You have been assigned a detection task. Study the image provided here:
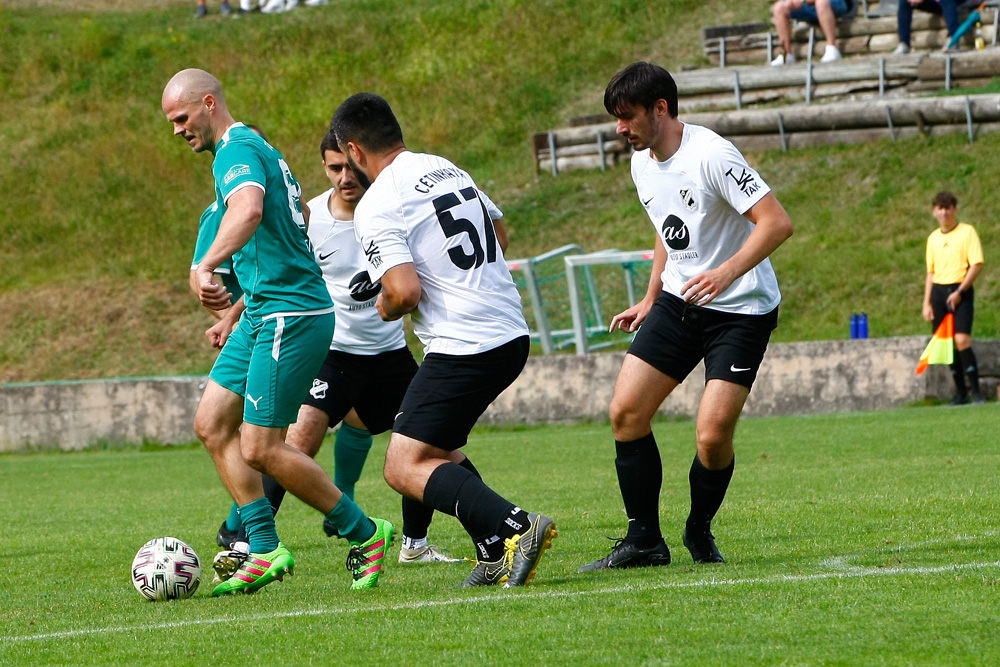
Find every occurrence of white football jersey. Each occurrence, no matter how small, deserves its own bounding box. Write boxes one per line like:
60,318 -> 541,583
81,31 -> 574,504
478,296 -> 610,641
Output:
632,123 -> 781,315
354,151 -> 528,355
306,188 -> 406,354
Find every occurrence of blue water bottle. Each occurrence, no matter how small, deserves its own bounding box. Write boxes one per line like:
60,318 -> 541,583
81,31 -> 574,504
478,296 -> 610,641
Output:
850,313 -> 859,339
858,312 -> 868,339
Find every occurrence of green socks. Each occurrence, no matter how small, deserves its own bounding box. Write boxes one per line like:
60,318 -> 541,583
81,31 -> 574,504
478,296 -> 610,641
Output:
333,423 -> 373,500
240,497 -> 280,554
225,502 -> 242,532
325,494 -> 376,544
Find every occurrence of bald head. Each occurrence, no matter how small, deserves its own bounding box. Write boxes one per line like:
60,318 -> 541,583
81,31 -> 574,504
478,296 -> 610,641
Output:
162,68 -> 234,154
162,68 -> 225,108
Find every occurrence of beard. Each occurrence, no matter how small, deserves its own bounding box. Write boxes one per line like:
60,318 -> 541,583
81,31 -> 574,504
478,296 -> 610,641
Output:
346,153 -> 372,190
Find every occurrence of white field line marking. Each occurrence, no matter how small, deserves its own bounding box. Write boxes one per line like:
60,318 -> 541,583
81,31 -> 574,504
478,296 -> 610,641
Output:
816,530 -> 1000,569
4,559 -> 999,644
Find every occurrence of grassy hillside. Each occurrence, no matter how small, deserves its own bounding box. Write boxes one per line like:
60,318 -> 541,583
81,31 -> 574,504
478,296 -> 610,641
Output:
1,0 -> 998,382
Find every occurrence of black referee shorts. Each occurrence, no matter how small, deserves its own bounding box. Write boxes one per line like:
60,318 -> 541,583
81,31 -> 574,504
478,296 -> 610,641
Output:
931,283 -> 974,335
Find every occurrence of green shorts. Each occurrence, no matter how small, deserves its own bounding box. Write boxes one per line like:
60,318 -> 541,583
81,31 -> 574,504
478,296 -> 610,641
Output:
210,312 -> 335,427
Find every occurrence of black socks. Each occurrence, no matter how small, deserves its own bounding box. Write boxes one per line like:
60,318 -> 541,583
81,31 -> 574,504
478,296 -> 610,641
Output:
686,455 -> 735,534
615,433 -> 664,549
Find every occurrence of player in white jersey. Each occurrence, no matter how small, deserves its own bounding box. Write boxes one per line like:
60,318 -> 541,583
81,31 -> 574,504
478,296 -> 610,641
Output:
216,132 -> 464,566
330,92 -> 557,588
579,62 -> 794,572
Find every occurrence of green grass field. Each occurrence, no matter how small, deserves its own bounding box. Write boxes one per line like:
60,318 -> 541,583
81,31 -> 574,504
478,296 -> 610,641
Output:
2,409 -> 998,665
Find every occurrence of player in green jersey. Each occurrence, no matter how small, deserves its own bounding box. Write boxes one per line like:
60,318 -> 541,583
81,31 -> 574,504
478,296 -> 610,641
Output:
162,69 -> 393,594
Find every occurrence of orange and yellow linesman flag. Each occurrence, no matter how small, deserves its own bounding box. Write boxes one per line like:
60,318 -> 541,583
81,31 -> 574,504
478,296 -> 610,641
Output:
915,313 -> 955,375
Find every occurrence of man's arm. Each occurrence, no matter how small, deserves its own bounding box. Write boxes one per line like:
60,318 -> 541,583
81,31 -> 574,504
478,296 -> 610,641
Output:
376,263 -> 422,321
681,192 -> 793,306
609,235 -> 667,333
206,296 -> 245,348
923,271 -> 935,322
196,187 -> 263,310
493,217 -> 510,253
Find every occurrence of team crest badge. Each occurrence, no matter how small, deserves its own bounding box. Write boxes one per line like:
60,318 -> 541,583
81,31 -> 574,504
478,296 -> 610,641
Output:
679,188 -> 697,211
310,379 -> 329,400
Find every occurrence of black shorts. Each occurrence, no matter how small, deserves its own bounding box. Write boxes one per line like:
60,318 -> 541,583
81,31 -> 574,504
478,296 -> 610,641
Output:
301,347 -> 418,435
394,336 -> 529,451
628,292 -> 778,389
931,283 -> 974,335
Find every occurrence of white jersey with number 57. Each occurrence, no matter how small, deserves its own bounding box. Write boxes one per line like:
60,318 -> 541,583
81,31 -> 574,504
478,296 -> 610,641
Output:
354,151 -> 528,356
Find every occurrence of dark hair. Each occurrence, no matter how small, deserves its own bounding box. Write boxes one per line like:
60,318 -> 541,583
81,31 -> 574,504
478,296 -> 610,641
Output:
932,191 -> 958,209
320,130 -> 341,158
329,93 -> 404,154
245,123 -> 268,142
604,61 -> 678,119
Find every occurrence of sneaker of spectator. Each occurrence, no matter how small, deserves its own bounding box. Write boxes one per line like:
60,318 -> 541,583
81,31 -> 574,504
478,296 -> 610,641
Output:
770,52 -> 797,66
892,42 -> 911,55
820,44 -> 842,62
260,0 -> 284,12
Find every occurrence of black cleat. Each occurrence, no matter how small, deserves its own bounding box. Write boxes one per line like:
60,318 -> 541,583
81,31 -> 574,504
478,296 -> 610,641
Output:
682,528 -> 724,564
949,394 -> 970,406
577,537 -> 671,572
216,521 -> 240,549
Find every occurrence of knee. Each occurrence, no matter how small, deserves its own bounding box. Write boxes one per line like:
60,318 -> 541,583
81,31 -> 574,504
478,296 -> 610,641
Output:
610,398 -> 649,441
239,437 -> 271,473
193,411 -> 234,454
382,442 -> 411,494
772,0 -> 787,20
696,424 -> 731,458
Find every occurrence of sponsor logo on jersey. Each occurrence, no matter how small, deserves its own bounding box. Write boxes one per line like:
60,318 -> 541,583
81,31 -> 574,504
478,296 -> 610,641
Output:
363,240 -> 382,269
310,379 -> 328,400
679,188 -> 697,210
223,164 -> 251,186
318,249 -> 338,261
349,271 -> 382,302
724,166 -> 761,197
661,214 -> 690,250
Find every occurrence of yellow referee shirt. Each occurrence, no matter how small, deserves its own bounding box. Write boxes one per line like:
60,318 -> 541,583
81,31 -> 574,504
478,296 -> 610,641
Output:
926,222 -> 983,285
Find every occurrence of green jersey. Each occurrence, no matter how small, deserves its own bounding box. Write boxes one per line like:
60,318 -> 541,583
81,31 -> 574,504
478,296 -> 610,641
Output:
191,201 -> 244,304
212,123 -> 333,319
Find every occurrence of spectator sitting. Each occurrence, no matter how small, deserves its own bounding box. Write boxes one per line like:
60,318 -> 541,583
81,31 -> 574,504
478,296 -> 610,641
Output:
770,0 -> 853,65
893,0 -> 961,54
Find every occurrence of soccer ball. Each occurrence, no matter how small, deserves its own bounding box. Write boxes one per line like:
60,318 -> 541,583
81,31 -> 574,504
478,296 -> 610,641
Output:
131,537 -> 202,601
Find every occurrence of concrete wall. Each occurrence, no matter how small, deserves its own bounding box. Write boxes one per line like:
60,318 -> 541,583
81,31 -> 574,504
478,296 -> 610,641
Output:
2,336 -> 996,452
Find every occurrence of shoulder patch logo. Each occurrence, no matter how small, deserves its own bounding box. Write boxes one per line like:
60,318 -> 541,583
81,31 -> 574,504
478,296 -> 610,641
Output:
724,166 -> 761,197
223,164 -> 251,186
679,188 -> 697,210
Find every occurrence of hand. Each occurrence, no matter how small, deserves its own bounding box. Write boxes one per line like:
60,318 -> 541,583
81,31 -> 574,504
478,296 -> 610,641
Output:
197,267 -> 232,311
681,267 -> 736,306
205,319 -> 227,348
205,315 -> 237,348
922,303 -> 934,323
946,290 -> 962,312
375,292 -> 399,321
609,300 -> 652,333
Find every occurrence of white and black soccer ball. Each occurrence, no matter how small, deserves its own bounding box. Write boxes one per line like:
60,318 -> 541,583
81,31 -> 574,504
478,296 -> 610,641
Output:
131,537 -> 202,601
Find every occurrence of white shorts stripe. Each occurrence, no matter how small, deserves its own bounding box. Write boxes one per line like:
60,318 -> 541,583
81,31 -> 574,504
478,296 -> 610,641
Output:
272,316 -> 285,361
